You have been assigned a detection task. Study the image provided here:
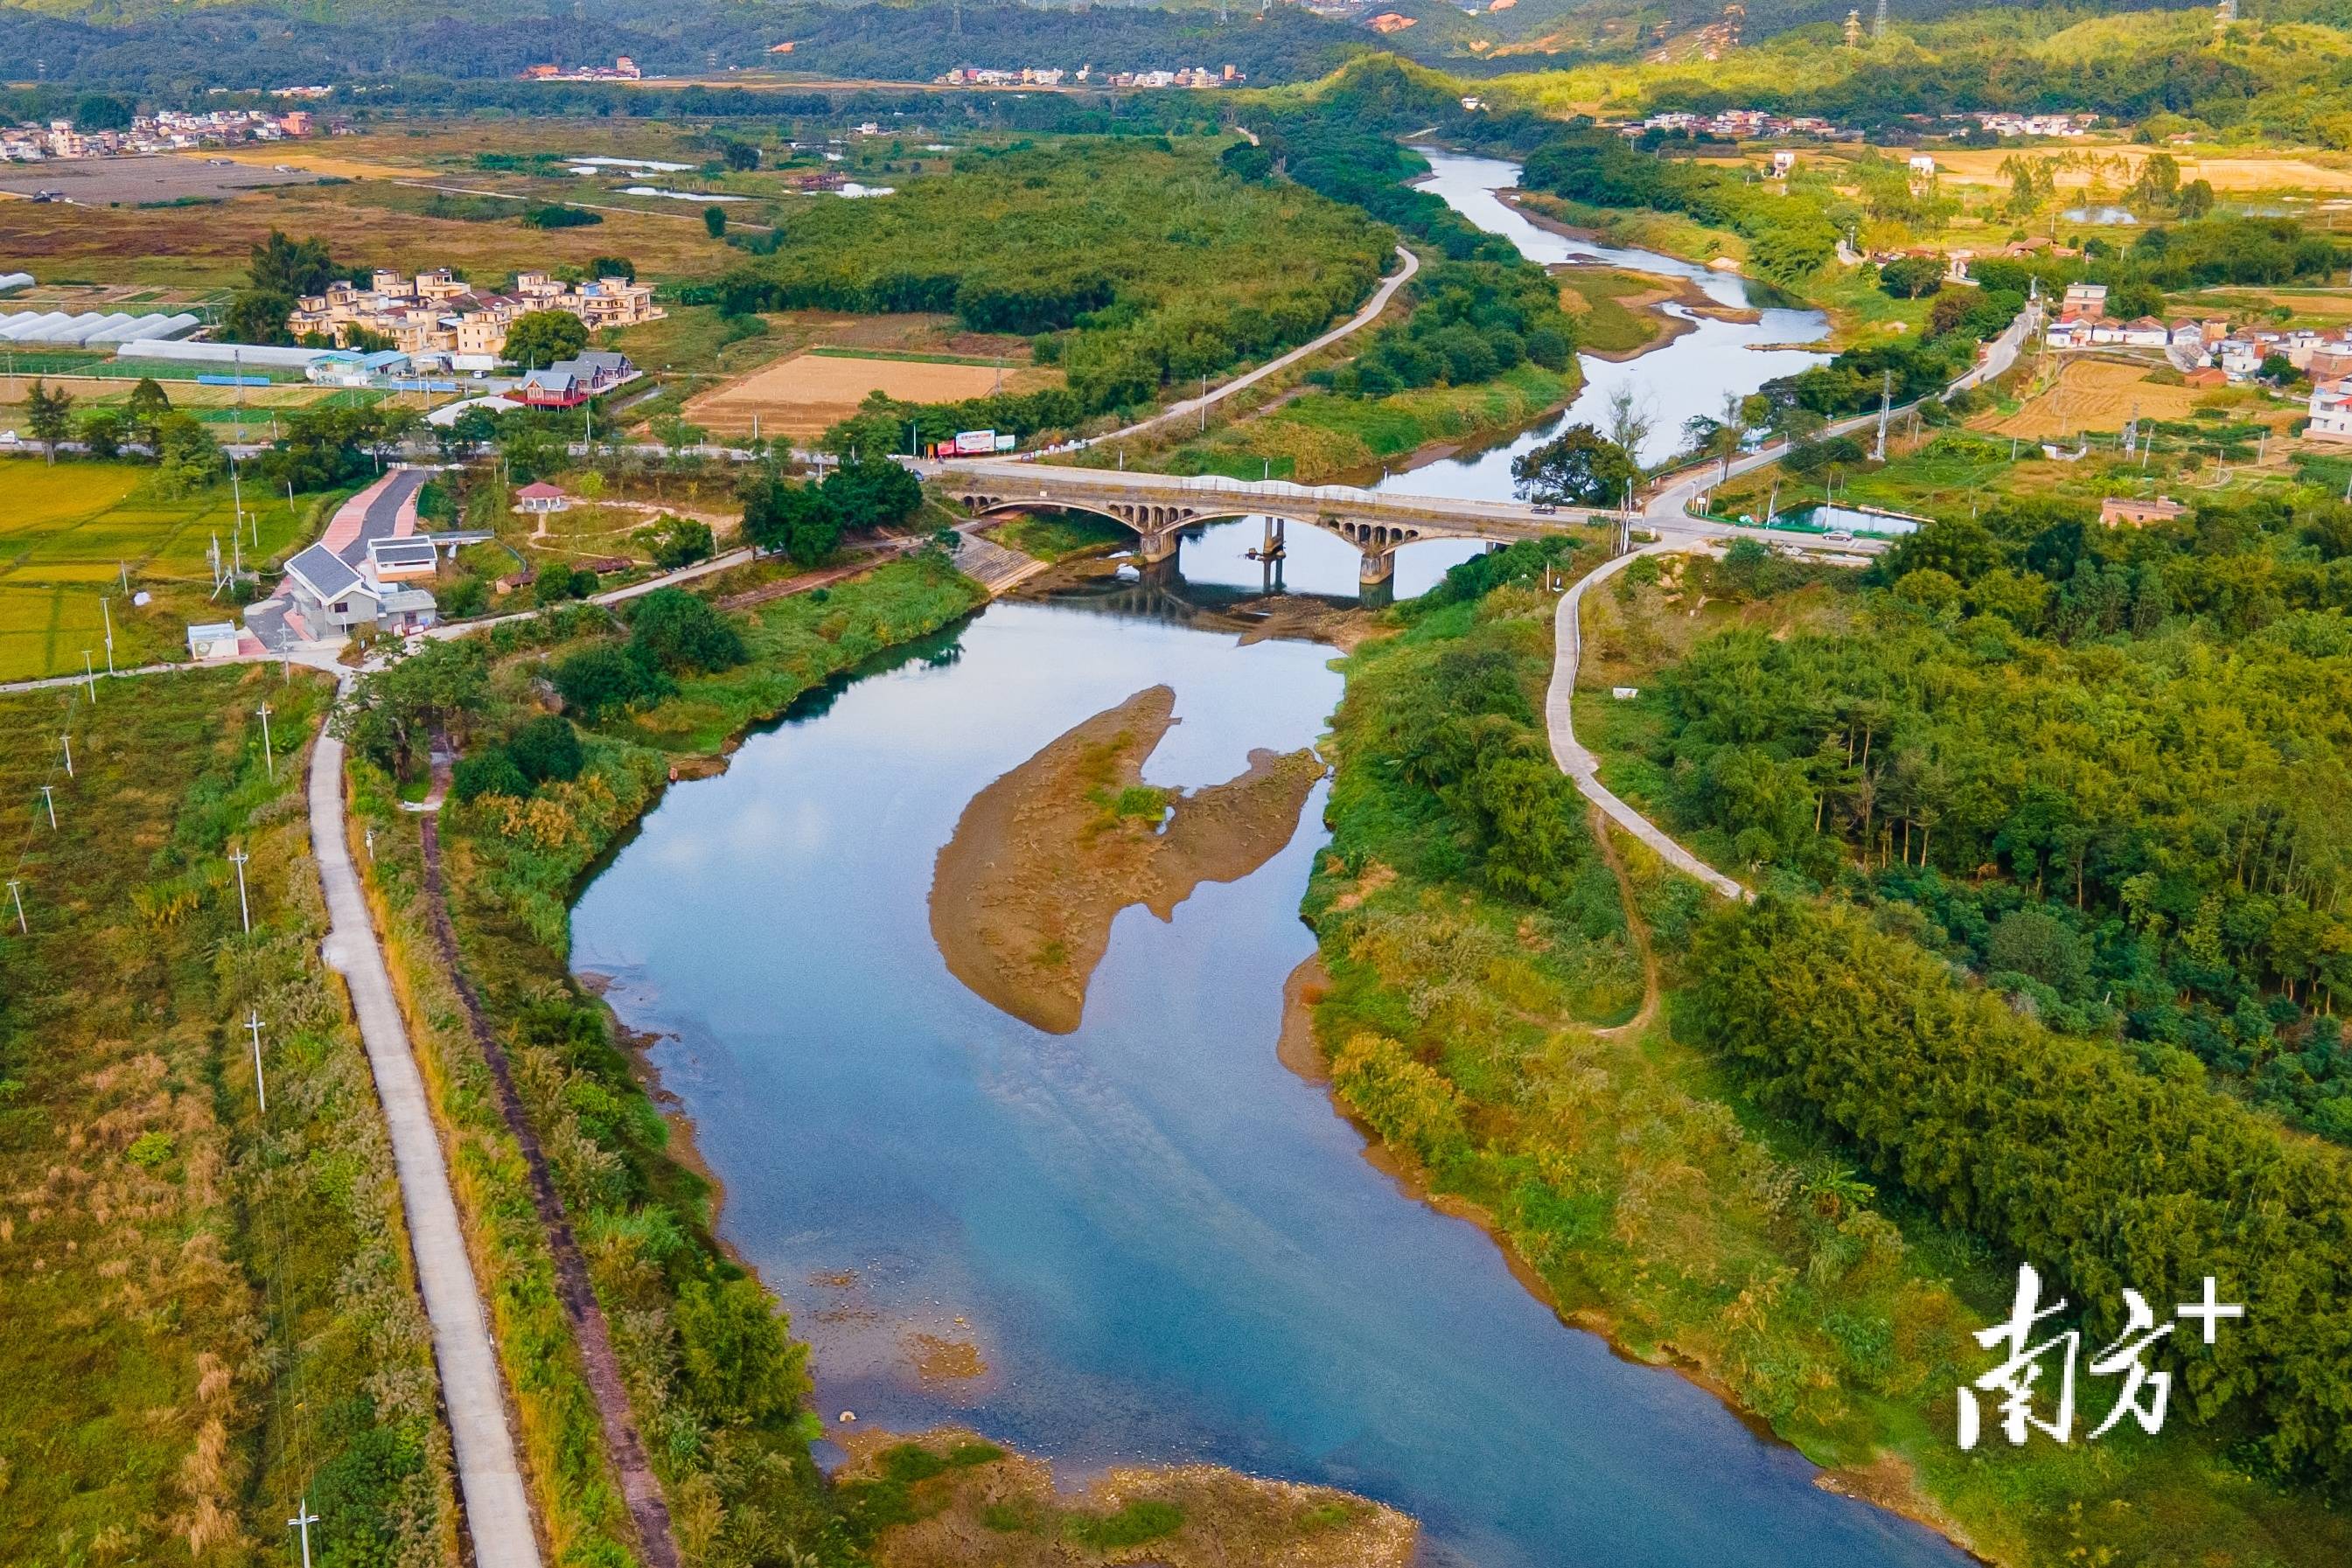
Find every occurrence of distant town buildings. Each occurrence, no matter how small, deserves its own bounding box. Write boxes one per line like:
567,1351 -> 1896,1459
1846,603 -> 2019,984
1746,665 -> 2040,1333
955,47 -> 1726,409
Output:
520,57 -> 642,82
1629,109 -> 1860,142
0,107 -> 318,163
287,268 -> 662,369
1969,111 -> 2097,139
935,64 -> 1242,88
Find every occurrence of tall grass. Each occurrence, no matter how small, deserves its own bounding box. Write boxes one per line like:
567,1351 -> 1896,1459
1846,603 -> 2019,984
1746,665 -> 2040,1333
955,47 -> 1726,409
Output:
0,666 -> 455,1565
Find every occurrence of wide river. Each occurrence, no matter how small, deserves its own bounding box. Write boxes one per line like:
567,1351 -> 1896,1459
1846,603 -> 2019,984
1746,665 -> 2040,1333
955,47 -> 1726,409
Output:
573,155 -> 1967,1566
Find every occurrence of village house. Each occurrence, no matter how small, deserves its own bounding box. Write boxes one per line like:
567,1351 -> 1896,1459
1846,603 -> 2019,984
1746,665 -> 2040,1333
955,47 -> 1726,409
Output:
287,269 -> 660,367
516,350 -> 637,409
2062,282 -> 2109,320
2307,380 -> 2352,443
2099,495 -> 2188,527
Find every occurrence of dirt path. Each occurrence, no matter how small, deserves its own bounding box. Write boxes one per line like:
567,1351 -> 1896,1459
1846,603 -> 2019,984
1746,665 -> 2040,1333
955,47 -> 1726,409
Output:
1585,805 -> 1661,1039
415,817 -> 683,1568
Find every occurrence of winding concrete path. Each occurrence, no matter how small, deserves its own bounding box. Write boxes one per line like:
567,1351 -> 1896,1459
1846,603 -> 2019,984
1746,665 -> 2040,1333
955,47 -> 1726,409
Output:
1546,544 -> 1749,902
1081,244 -> 1420,449
309,712 -> 546,1568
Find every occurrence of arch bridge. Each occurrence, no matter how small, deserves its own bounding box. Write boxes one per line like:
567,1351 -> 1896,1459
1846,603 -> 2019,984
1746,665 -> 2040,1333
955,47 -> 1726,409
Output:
937,459 -> 1606,585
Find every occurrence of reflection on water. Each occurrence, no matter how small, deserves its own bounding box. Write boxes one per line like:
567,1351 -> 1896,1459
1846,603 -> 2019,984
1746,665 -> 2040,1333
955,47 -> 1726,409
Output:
574,603 -> 1972,1568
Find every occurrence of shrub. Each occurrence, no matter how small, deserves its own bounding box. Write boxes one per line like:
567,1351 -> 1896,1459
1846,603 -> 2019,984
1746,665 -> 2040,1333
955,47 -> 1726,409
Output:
506,714 -> 586,785
450,749 -> 530,804
626,588 -> 747,675
551,645 -> 670,721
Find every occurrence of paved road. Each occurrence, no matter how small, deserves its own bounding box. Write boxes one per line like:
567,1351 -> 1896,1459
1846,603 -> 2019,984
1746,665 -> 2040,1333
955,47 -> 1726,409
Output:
1546,543 -> 1749,903
308,713 -> 546,1568
1642,305 -> 2037,526
1078,245 -> 1420,449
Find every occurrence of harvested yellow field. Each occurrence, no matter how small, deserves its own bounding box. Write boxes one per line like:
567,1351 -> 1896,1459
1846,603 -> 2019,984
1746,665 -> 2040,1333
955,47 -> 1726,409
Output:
686,351 -> 1059,437
1927,145 -> 2352,193
213,144 -> 436,179
1988,359 -> 2213,439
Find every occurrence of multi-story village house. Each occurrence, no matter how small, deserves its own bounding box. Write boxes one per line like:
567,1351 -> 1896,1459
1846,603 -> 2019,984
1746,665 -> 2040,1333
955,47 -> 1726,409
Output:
287,268 -> 660,368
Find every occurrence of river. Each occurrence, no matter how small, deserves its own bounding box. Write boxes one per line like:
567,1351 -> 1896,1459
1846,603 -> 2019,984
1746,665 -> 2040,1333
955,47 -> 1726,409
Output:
570,155 -> 1969,1567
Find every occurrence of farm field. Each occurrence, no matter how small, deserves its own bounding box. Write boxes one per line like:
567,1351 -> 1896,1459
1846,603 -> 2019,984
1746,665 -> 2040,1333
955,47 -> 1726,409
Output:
0,174 -> 736,289
0,460 -> 316,680
1923,145 -> 2352,194
1989,357 -> 2218,439
686,348 -> 1060,436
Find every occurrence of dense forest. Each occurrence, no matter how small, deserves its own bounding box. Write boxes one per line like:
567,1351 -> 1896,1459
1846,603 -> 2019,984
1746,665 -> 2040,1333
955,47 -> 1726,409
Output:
0,1 -> 1366,94
1688,894 -> 2352,1486
732,136 -> 1389,447
1631,489 -> 2352,1144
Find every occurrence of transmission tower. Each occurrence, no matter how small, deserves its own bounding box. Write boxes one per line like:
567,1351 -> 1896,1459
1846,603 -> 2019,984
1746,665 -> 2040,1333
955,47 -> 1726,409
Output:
1845,9 -> 1863,47
1874,0 -> 1888,40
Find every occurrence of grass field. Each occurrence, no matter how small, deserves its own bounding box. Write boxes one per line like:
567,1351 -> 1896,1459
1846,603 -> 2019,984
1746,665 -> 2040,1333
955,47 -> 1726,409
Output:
1555,267 -> 1677,356
0,460 -> 319,680
685,349 -> 1060,437
1160,361 -> 1580,484
0,666 -> 456,1565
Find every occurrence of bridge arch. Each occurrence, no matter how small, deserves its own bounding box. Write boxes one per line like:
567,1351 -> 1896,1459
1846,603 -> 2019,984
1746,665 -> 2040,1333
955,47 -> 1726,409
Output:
953,491 -> 1433,557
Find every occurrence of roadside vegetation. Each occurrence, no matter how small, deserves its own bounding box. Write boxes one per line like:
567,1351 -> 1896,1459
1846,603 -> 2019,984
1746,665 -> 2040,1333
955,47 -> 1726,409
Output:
1306,536 -> 2352,1568
0,666 -> 455,1566
343,552 -> 985,1565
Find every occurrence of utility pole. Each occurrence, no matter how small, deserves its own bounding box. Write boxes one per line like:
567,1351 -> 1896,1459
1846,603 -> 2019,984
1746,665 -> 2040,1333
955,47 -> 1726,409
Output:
82,651 -> 96,701
256,703 -> 275,780
247,1013 -> 267,1114
1199,374 -> 1208,432
1872,369 -> 1893,462
59,733 -> 70,777
101,596 -> 113,675
38,784 -> 55,830
229,849 -> 251,932
1,879 -> 19,933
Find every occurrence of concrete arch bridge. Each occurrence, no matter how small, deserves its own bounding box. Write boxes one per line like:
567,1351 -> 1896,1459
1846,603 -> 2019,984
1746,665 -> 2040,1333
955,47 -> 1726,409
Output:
936,459 -> 1607,585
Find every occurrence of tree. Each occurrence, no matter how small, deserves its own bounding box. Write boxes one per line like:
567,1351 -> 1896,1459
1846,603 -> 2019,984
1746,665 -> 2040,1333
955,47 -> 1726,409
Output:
1878,256 -> 1946,299
249,229 -> 337,297
588,255 -> 636,281
78,408 -> 125,462
703,205 -> 729,239
24,380 -> 73,463
675,1276 -> 808,1426
1602,386 -> 1655,462
124,377 -> 172,449
151,412 -> 223,497
72,93 -> 133,132
502,310 -> 590,371
334,639 -> 491,778
2176,178 -> 2216,220
741,477 -> 841,565
715,138 -> 759,172
634,515 -> 715,570
820,452 -> 924,531
223,289 -> 295,347
627,588 -> 746,674
1511,423 -> 1639,507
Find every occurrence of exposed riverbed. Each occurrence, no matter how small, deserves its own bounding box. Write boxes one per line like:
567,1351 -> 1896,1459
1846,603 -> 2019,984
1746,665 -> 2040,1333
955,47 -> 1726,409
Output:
569,154 -> 1970,1568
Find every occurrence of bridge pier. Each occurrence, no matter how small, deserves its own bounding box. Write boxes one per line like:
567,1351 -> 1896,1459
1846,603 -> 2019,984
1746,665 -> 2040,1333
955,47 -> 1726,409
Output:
1358,548 -> 1396,588
1137,526 -> 1180,565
